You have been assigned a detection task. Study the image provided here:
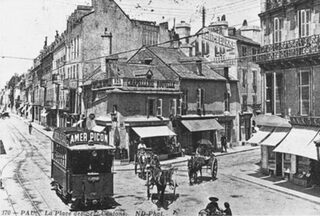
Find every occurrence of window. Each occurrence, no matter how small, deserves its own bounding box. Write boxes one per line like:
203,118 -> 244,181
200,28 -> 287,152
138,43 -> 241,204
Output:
266,73 -> 283,114
156,98 -> 162,116
242,69 -> 247,88
252,95 -> 257,105
148,99 -> 155,116
252,70 -> 257,90
195,41 -> 199,56
252,48 -> 257,62
298,9 -> 311,38
242,95 -> 247,111
298,70 -> 310,116
206,42 -> 210,55
273,17 -> 282,43
242,46 -> 247,56
266,73 -> 273,113
76,64 -> 79,79
170,99 -> 177,116
275,74 -> 283,115
224,92 -> 230,112
177,98 -> 182,115
197,88 -> 205,111
182,89 -> 188,115
201,41 -> 205,57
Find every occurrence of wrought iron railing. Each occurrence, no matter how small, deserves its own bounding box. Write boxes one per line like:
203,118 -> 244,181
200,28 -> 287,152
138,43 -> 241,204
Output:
257,34 -> 320,63
92,78 -> 179,91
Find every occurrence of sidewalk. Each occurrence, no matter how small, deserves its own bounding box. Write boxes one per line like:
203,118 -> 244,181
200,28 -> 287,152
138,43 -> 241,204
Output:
233,171 -> 320,205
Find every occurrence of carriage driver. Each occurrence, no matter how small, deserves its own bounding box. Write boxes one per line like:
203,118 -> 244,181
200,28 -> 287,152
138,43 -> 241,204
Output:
137,140 -> 147,150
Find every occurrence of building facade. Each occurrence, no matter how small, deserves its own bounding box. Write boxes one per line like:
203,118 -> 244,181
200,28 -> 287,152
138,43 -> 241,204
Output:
258,0 -> 320,187
179,16 -> 262,144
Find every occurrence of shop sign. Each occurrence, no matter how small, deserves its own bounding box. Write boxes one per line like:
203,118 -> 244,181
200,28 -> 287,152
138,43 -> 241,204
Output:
69,131 -> 108,145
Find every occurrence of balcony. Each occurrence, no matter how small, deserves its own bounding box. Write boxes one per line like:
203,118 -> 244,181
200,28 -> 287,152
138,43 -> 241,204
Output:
92,78 -> 180,91
265,0 -> 288,11
257,34 -> 320,67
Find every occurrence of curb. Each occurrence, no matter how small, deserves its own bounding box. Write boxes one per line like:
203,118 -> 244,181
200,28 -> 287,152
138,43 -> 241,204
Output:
231,174 -> 320,205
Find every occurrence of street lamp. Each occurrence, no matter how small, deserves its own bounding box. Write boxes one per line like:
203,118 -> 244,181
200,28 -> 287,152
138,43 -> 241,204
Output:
314,140 -> 320,161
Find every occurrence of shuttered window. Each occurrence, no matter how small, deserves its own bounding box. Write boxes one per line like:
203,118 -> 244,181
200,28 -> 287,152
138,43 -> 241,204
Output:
157,98 -> 162,116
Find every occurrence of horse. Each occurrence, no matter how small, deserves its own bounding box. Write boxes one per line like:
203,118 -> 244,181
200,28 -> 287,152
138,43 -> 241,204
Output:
188,156 -> 209,184
149,165 -> 175,204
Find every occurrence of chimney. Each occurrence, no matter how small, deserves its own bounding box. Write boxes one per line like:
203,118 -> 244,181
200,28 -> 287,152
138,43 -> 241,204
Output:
43,36 -> 48,49
55,30 -> 59,39
202,7 -> 206,28
224,67 -> 229,80
101,28 -> 113,73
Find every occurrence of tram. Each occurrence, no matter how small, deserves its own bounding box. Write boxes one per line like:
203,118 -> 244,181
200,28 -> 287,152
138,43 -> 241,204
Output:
51,127 -> 115,209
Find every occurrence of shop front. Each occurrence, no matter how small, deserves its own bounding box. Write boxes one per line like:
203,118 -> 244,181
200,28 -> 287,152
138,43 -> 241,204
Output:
260,127 -> 291,175
176,117 -> 224,154
130,125 -> 177,161
273,124 -> 320,187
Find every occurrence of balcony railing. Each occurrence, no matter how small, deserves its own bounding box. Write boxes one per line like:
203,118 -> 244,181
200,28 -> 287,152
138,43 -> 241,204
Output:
257,34 -> 320,63
266,0 -> 288,11
92,78 -> 179,91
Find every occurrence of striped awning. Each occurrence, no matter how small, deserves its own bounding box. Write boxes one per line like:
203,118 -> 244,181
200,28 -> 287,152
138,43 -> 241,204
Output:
246,126 -> 274,145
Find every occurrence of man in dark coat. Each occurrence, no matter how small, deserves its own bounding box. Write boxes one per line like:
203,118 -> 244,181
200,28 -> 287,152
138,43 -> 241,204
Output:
221,134 -> 227,153
205,197 -> 221,214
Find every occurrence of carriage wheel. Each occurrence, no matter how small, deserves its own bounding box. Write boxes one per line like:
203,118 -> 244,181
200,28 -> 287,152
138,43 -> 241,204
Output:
146,171 -> 151,199
211,159 -> 218,180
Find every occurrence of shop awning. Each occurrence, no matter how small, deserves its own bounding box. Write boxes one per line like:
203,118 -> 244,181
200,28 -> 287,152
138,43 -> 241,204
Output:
181,119 -> 224,132
246,126 -> 274,145
253,114 -> 291,128
91,125 -> 106,132
273,126 -> 319,160
301,133 -> 320,160
260,127 -> 291,147
132,126 -> 176,138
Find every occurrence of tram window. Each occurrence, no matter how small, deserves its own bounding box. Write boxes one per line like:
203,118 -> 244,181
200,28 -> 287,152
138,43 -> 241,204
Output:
71,150 -> 111,174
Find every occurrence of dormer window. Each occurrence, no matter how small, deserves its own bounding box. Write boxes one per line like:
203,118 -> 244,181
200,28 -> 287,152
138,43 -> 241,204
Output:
196,60 -> 202,76
144,58 -> 153,65
146,70 -> 153,79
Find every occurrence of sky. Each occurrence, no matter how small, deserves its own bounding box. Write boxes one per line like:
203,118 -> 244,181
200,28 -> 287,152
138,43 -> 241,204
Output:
0,0 -> 261,89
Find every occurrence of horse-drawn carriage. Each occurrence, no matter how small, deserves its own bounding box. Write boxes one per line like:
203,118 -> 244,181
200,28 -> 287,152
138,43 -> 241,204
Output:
188,143 -> 218,184
134,148 -> 154,179
146,162 -> 177,204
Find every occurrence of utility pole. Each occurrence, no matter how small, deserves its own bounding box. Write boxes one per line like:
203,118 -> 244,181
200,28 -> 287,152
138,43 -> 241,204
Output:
202,6 -> 206,28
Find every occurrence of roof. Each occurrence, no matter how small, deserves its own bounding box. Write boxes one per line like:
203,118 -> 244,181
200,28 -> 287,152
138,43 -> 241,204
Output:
227,34 -> 260,46
146,47 -> 227,81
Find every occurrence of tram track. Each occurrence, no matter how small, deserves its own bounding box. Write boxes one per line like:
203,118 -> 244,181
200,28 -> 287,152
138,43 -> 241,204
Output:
8,122 -> 51,179
2,121 -> 54,213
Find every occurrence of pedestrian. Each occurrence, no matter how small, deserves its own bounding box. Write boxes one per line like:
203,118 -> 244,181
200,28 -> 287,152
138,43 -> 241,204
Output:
223,202 -> 232,216
28,122 -> 32,134
205,197 -> 222,215
221,134 -> 227,153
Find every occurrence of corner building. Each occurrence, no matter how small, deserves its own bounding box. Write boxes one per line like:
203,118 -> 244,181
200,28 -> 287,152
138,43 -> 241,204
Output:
257,0 -> 320,187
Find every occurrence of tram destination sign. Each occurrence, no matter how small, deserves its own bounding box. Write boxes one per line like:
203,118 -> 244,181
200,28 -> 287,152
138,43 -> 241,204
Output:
53,129 -> 108,147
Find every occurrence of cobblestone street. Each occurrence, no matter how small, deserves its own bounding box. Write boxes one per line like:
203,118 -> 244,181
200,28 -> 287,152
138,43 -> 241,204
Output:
1,117 -> 320,215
